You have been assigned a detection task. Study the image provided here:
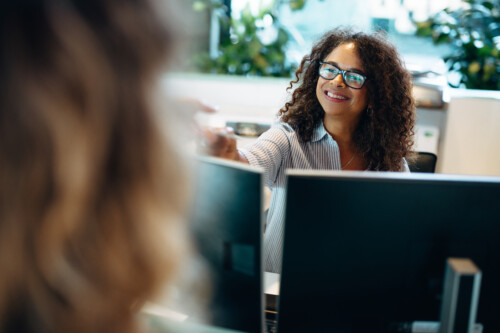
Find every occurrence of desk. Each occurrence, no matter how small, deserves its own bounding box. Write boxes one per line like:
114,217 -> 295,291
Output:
142,307 -> 245,333
143,274 -> 280,332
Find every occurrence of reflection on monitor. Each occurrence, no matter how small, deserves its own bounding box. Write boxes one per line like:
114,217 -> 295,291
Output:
188,156 -> 264,333
278,171 -> 500,333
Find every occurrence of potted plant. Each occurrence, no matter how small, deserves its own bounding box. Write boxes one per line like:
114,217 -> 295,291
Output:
415,0 -> 500,90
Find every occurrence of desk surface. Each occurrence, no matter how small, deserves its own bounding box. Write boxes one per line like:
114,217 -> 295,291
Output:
145,273 -> 280,321
142,308 -> 244,333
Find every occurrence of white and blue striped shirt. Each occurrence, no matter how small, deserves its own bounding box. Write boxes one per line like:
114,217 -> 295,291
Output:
239,120 -> 409,273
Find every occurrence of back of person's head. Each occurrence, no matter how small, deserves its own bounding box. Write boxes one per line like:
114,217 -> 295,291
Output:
0,0 -> 189,332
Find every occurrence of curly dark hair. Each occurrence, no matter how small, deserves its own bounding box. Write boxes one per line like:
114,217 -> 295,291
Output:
279,27 -> 415,171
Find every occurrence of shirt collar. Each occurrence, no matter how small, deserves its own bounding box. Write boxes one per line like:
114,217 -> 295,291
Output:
310,119 -> 330,143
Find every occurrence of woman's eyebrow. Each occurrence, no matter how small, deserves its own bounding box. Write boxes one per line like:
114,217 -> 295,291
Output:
324,61 -> 365,74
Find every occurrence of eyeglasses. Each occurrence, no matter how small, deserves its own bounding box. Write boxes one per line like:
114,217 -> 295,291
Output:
318,61 -> 368,89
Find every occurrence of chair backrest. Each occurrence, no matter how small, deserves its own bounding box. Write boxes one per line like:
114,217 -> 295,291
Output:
409,152 -> 438,173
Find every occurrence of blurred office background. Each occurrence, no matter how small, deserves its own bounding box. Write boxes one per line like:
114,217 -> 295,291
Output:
227,0 -> 455,76
167,0 -> 500,176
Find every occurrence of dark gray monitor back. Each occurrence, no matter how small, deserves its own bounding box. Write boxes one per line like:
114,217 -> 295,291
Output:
278,171 -> 500,333
189,157 -> 264,333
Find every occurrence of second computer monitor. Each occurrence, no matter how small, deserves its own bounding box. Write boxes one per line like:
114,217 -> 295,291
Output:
188,157 -> 264,333
278,171 -> 500,333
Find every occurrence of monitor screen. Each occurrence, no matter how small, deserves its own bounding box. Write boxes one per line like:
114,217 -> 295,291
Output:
278,171 -> 500,333
188,156 -> 265,333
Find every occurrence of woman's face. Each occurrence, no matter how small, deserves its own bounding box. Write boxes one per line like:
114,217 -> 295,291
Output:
316,42 -> 369,123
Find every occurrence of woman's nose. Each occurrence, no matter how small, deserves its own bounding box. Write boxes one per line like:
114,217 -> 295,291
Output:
331,73 -> 345,87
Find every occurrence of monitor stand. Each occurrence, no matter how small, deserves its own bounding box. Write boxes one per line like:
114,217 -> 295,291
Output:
439,258 -> 482,333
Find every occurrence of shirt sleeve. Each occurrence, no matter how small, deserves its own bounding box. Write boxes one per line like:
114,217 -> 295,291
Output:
239,125 -> 291,187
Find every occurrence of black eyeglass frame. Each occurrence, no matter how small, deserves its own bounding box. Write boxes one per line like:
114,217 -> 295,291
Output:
318,61 -> 368,89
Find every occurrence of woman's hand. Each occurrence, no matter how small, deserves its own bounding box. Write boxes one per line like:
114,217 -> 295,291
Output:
198,126 -> 240,161
175,97 -> 248,163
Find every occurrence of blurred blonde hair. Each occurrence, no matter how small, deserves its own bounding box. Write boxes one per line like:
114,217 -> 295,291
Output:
0,0 -> 189,332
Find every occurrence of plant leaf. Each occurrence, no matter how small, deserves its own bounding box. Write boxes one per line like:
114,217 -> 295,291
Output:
289,0 -> 307,11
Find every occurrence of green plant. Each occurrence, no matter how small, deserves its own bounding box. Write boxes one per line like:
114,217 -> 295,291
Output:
188,0 -> 322,77
415,0 -> 500,90
193,4 -> 293,76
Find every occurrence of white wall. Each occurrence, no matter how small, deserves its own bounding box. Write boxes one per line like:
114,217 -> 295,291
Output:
164,73 -> 290,123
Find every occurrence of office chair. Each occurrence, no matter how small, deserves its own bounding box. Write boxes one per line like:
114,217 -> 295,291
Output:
409,152 -> 438,173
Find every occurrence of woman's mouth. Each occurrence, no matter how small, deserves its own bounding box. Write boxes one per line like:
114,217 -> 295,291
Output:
325,91 -> 349,102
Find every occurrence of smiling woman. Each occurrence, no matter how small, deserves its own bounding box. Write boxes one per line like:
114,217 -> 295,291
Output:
281,28 -> 415,171
202,27 -> 416,273
315,42 -> 370,157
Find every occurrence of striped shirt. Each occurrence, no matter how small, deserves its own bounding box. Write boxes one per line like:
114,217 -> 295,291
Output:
239,120 -> 409,273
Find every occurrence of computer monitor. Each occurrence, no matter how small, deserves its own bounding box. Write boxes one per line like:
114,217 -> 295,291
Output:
278,170 -> 500,333
188,156 -> 265,333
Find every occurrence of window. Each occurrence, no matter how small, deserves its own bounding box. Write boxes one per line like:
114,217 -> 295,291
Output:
232,0 -> 460,74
